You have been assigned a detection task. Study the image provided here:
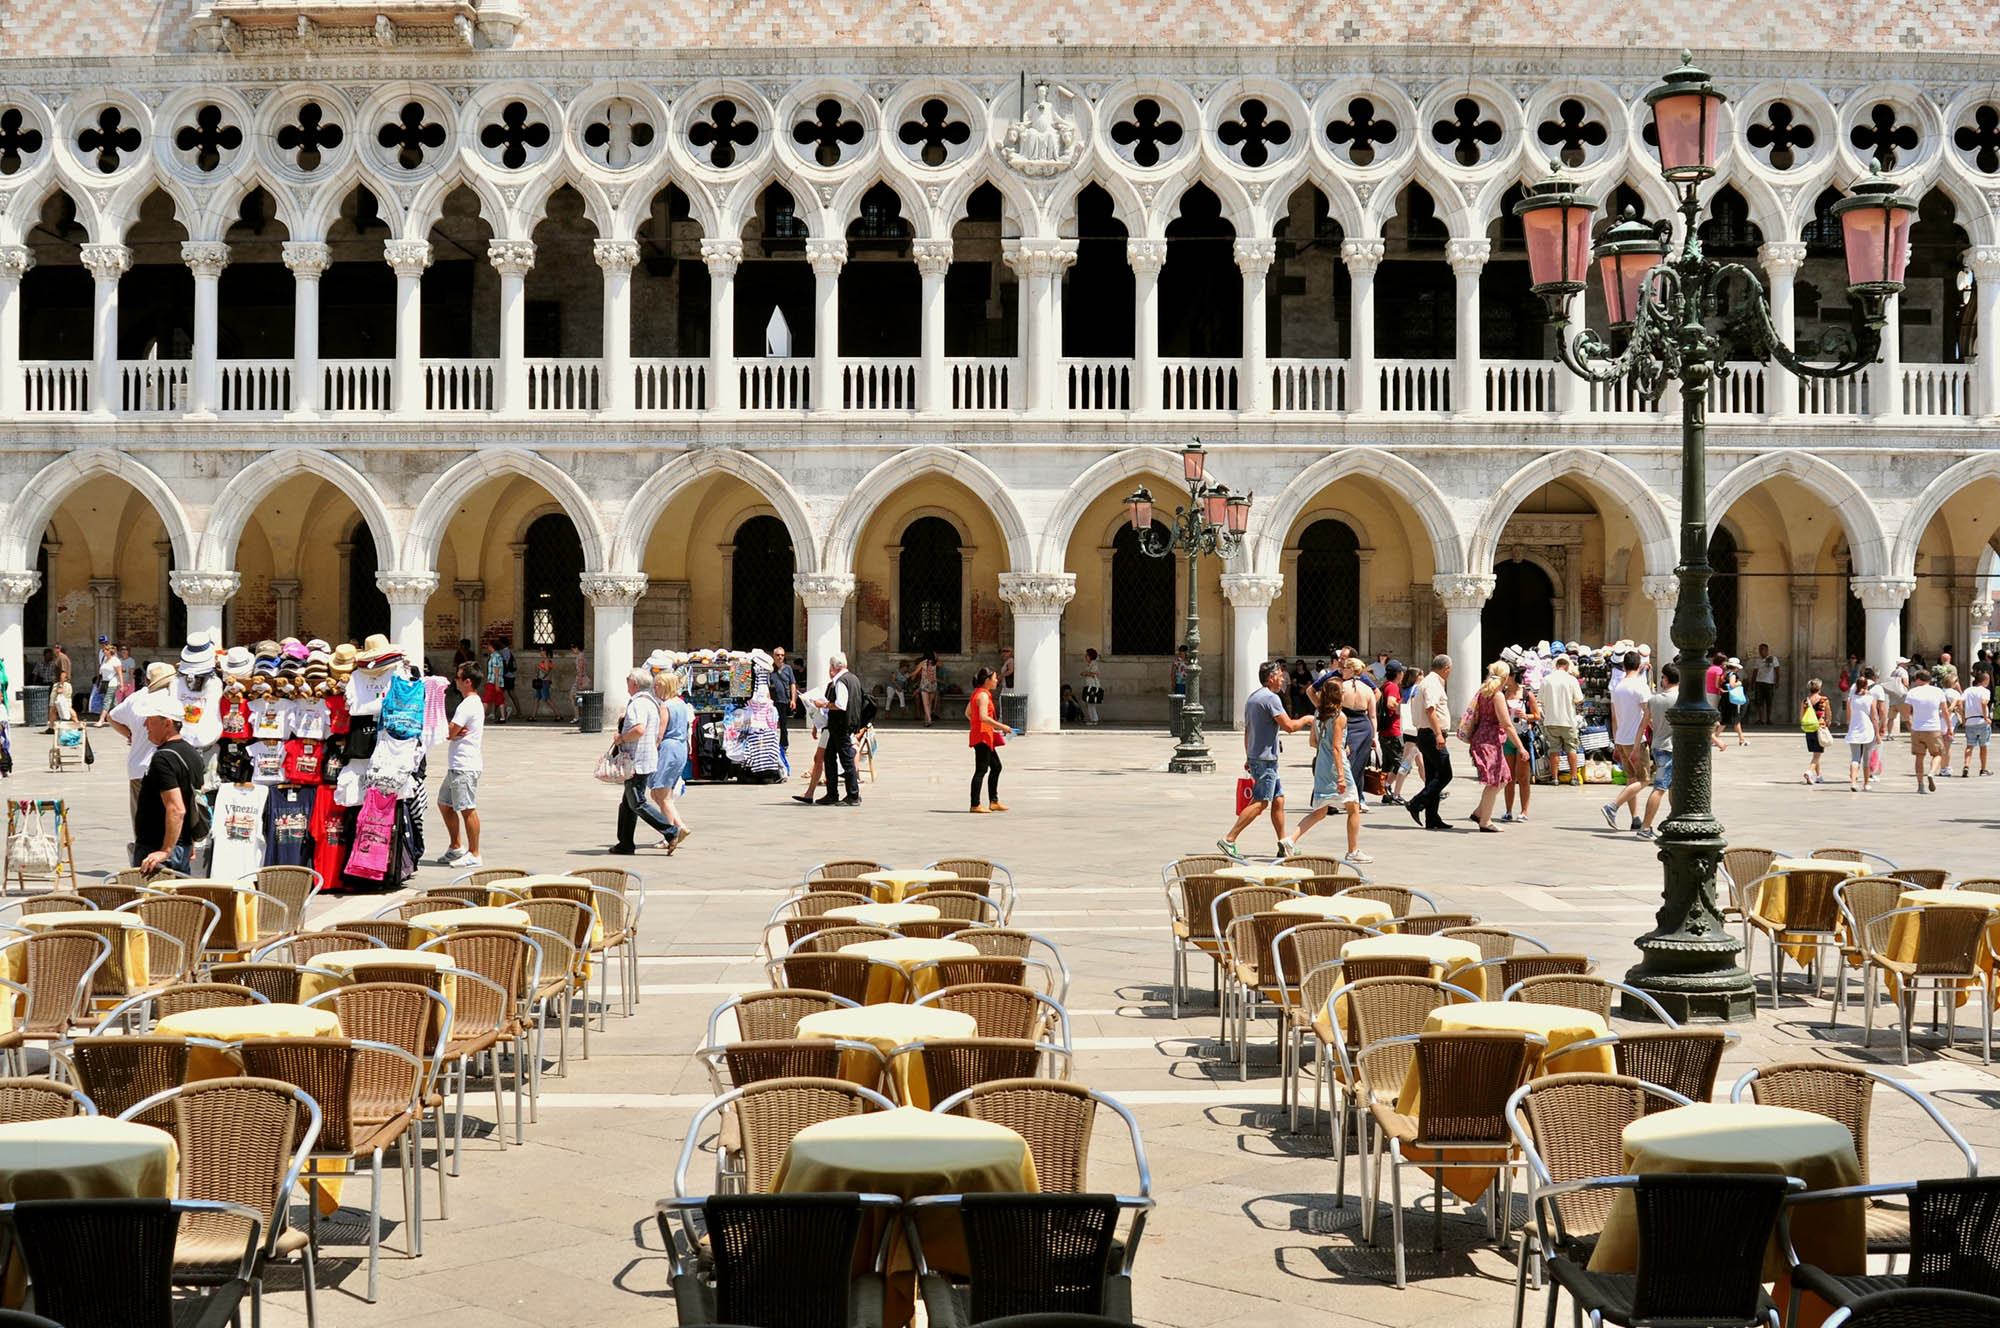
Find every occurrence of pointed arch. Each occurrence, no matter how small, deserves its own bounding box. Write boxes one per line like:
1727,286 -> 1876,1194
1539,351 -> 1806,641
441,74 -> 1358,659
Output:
1707,448 -> 1891,578
403,448 -> 608,576
105,176 -> 199,245
1,449 -> 196,569
515,169 -> 616,238
200,449 -> 399,573
936,171 -> 1035,235
1254,449 -> 1464,577
1048,172 -> 1148,240
1884,455 -> 2000,578
824,446 -> 1031,575
1038,447 -> 1192,570
1468,450 -> 1676,578
828,168 -> 934,240
720,169 -> 815,242
1153,172 -> 1259,240
611,450 -> 818,574
402,170 -> 510,242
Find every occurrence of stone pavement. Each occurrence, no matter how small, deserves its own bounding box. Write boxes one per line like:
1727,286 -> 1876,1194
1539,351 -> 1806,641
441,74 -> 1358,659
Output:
13,721 -> 2000,1327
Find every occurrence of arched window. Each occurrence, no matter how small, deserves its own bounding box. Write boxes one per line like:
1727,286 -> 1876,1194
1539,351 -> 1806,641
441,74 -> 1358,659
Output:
1707,528 -> 1739,659
1112,523 -> 1176,655
898,516 -> 961,653
1482,560 -> 1555,664
1294,520 -> 1360,655
731,515 -> 796,651
345,522 -> 389,643
521,513 -> 585,650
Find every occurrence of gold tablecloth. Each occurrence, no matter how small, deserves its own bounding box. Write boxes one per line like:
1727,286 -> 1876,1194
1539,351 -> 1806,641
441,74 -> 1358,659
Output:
296,948 -> 460,1008
824,903 -> 943,928
19,910 -> 149,993
0,1116 -> 179,1306
1214,863 -> 1317,886
408,906 -> 530,946
1275,895 -> 1395,927
839,938 -> 980,1003
156,1002 -> 343,1080
796,1004 -> 977,1108
857,869 -> 958,904
1756,860 -> 1872,968
1332,934 -> 1487,1017
154,879 -> 262,952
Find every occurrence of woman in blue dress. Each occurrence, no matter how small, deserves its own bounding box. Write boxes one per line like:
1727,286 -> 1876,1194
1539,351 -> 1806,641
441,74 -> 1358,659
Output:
649,670 -> 695,853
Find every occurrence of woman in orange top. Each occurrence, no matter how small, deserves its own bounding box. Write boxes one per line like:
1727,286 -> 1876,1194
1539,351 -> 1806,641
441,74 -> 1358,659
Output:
966,667 -> 1008,813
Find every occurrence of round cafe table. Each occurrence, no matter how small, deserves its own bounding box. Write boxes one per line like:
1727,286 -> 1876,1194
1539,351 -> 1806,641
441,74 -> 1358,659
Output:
18,909 -> 150,992
155,1002 -> 343,1081
824,903 -> 942,928
296,948 -> 460,1005
857,869 -> 958,904
1340,934 -> 1486,998
408,906 -> 530,945
839,937 -> 979,1003
1880,889 -> 2000,1005
489,873 -> 594,905
1214,862 -> 1317,886
1275,894 -> 1394,927
796,1003 -> 977,1108
0,1116 -> 179,1306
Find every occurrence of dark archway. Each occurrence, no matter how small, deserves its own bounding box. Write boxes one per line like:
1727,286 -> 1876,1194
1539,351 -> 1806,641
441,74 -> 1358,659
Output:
1707,527 -> 1739,659
731,514 -> 796,651
898,516 -> 961,653
1111,522 -> 1175,655
24,537 -> 49,648
346,522 -> 388,642
1483,560 -> 1555,663
1294,519 -> 1361,655
1062,183 -> 1133,356
521,513 -> 585,650
1159,183 -> 1241,357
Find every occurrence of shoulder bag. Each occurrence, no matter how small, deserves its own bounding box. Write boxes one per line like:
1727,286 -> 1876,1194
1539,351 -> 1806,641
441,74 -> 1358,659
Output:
7,805 -> 58,876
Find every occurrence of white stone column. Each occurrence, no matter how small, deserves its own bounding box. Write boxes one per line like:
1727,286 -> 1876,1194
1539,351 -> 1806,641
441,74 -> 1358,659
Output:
806,238 -> 846,414
793,572 -> 855,679
1789,576 -> 1819,720
454,580 -> 485,648
269,579 -> 301,640
181,241 -> 229,418
1874,292 -> 1902,420
1128,238 -> 1166,413
1851,575 -> 1916,679
1760,241 -> 1807,419
169,570 -> 240,650
1003,240 -> 1076,415
1598,584 -> 1629,644
1971,246 -> 2000,420
0,570 -> 36,722
702,238 -> 741,416
582,573 -> 648,691
997,572 -> 1076,734
488,239 -> 535,416
385,239 -> 431,416
377,571 -> 439,669
1433,573 -> 1495,721
0,246 -> 33,417
1642,574 -> 1679,661
913,239 -> 953,413
281,241 -> 328,418
1222,573 -> 1285,728
1447,238 -> 1489,418
1961,591 -> 1994,660
594,239 -> 638,415
88,578 -> 118,644
80,243 -> 130,417
1235,238 -> 1275,414
1342,238 -> 1383,414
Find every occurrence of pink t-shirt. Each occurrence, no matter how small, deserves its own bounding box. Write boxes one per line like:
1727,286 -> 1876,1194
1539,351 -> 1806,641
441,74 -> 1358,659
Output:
1704,664 -> 1724,698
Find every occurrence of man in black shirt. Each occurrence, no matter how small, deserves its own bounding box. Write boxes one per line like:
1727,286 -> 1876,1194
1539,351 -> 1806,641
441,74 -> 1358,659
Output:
770,647 -> 797,753
133,690 -> 202,873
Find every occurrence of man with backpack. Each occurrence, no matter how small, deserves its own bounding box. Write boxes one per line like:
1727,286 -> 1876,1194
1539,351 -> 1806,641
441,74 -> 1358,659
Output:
133,688 -> 206,873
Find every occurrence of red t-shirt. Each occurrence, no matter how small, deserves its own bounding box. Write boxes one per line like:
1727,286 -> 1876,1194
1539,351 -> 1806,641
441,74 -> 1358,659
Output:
1382,681 -> 1403,738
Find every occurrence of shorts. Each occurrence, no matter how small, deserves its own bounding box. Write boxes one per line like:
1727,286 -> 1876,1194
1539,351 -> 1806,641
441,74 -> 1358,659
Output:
533,678 -> 551,700
1246,759 -> 1281,804
1805,731 -> 1823,754
1650,749 -> 1673,791
1911,730 -> 1944,758
1966,719 -> 1992,749
438,768 -> 480,809
1544,724 -> 1579,755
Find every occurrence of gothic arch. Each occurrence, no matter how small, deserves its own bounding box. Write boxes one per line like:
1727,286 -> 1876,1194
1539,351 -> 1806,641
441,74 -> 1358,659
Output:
403,448 -> 608,576
1888,453 -> 2000,576
1468,450 -> 1676,579
1048,172 -> 1149,240
1706,448 -> 1891,578
823,445 -> 1030,575
1,449 -> 196,569
1037,446 -> 1190,571
514,169 -> 616,238
200,448 -> 399,573
827,168 -> 934,239
1253,449 -> 1463,577
610,449 -> 819,575
401,170 -> 510,241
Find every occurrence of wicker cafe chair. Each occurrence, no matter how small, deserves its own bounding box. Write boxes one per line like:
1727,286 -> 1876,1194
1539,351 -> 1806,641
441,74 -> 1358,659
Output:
1542,1029 -> 1739,1107
417,884 -> 493,907
375,896 -> 469,923
254,929 -> 386,965
1889,868 -> 1952,891
1501,974 -> 1678,1026
107,867 -> 185,887
251,866 -> 322,934
902,918 -> 986,941
1858,905 -> 1996,1063
1538,1174 -> 1799,1328
34,914 -> 189,1005
1782,1177 -> 2000,1321
340,919 -> 415,949
771,891 -> 875,922
118,894 -> 223,983
957,930 -> 1071,1001
1270,922 -> 1376,1129
674,1078 -> 896,1198
1164,872 -> 1235,1019
918,955 -> 1058,996
1285,857 -> 1363,881
1221,909 -> 1304,1077
804,876 -> 882,898
907,1192 -> 1154,1327
1720,846 -> 1784,953
768,953 -> 904,1006
936,1080 -> 1152,1199
0,1076 -> 96,1121
896,1038 -> 1072,1104
94,982 -> 266,1033
62,1035 -> 195,1126
0,931 -> 111,1068
1837,877 -> 1922,1020
1472,953 -> 1594,992
206,961 -> 322,1005
306,982 -> 455,1224
790,925 -> 897,955
5,894 -> 97,918
1336,884 -> 1440,915
1816,848 -> 1899,871
1209,886 -> 1302,1060
1959,879 -> 2000,894
924,857 -> 1017,917
77,883 -> 152,911
708,989 -> 860,1045
1504,1074 -> 1694,1328
175,884 -> 286,956
1822,1289 -> 2000,1328
1339,956 -> 1432,983
905,890 -> 1006,926
696,1038 -> 891,1099
806,860 -> 891,884
1394,912 -> 1482,937
656,1191 -> 901,1328
420,928 -> 539,1143
1438,927 -> 1552,961
449,866 -> 533,896
1,1197 -> 264,1328
918,984 -> 1070,1050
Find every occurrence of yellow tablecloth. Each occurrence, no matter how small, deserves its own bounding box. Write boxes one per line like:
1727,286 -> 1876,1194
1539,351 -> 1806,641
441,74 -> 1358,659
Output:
857,869 -> 958,904
492,873 -> 593,905
796,1004 -> 977,1108
0,1116 -> 179,1306
1275,895 -> 1394,927
1397,1001 -> 1612,1202
840,938 -> 980,1003
1758,860 -> 1873,968
19,910 -> 149,993
408,906 -> 530,946
154,879 -> 261,951
1215,862 -> 1316,885
156,1002 -> 343,1081
296,948 -> 460,1006
1880,889 -> 2000,1005
1337,934 -> 1486,1003
824,903 -> 942,928
1589,1102 -> 1862,1325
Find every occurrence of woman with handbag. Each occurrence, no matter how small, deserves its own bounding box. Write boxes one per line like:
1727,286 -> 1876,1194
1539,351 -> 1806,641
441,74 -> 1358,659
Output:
1500,669 -> 1541,823
966,667 -> 1008,813
1289,669 -> 1369,865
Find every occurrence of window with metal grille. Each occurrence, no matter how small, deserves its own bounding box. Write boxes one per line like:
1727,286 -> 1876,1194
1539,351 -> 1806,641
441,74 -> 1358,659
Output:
732,515 -> 796,651
522,513 -> 585,652
1112,522 -> 1176,655
1294,520 -> 1360,656
899,517 -> 961,653
344,522 -> 388,642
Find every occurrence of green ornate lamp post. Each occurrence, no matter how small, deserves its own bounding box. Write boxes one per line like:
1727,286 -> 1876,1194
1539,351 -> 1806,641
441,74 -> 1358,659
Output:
1516,52 -> 1916,1022
1127,440 -> 1251,773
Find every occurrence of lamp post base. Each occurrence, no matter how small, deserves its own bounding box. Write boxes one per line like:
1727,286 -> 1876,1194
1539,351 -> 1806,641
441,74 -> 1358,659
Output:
1620,959 -> 1759,1023
1167,752 -> 1216,774
1618,811 -> 1760,1024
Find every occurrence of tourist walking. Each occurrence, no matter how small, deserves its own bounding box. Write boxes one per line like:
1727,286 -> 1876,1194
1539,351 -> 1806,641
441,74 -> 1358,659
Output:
1500,668 -> 1540,822
484,640 -> 507,723
1903,668 -> 1947,794
1217,660 -> 1313,861
918,651 -> 940,726
1883,656 -> 1910,736
1079,649 -> 1102,725
114,644 -> 135,705
610,668 -> 675,854
1800,678 -> 1831,784
770,647 -> 797,753
1333,655 -> 1377,812
1963,667 -> 1992,776
1602,650 -> 1655,833
648,670 -> 693,851
1753,644 -> 1780,725
439,663 -> 484,868
966,667 -> 1008,813
1289,671 -> 1368,864
1404,656 -> 1455,830
817,652 -> 862,805
1465,663 -> 1520,831
47,642 -> 72,728
1390,665 -> 1425,802
132,689 -> 202,874
1375,659 -> 1405,805
88,638 -> 116,724
1845,666 -> 1883,792
528,647 -> 555,720
1720,656 -> 1749,746
1540,652 -> 1584,785
1939,671 -> 1964,777
1636,662 -> 1678,839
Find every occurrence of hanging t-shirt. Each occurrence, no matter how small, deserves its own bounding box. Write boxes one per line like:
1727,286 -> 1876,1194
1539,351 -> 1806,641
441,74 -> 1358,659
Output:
263,784 -> 315,866
250,699 -> 287,742
247,740 -> 286,785
208,783 -> 269,881
290,699 -> 330,740
310,785 -> 350,891
218,695 -> 252,743
173,675 -> 224,749
346,669 -> 393,716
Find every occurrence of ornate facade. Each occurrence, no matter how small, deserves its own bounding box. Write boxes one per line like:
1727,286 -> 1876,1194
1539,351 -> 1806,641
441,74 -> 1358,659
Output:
1,9 -> 1998,727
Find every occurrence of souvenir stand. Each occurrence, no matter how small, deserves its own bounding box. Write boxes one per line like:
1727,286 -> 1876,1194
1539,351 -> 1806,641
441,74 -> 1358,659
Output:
652,649 -> 785,784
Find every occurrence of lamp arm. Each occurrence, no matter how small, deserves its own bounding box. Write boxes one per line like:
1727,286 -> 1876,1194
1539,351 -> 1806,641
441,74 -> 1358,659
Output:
1708,261 -> 1880,380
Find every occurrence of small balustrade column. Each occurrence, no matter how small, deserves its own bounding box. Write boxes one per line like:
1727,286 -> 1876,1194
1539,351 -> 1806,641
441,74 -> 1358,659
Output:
80,244 -> 130,417
1342,239 -> 1383,414
169,571 -> 240,651
702,239 -> 742,417
582,573 -> 648,688
385,240 -> 431,416
806,239 -> 846,414
0,246 -> 32,416
282,241 -> 329,418
595,240 -> 639,415
1760,242 -> 1807,419
1434,573 -> 1496,720
0,569 -> 38,721
1851,575 -> 1916,679
1128,239 -> 1166,413
181,241 -> 229,418
1222,574 -> 1285,723
488,240 -> 535,416
1971,247 -> 2000,420
1447,238 -> 1488,418
1235,239 -> 1275,414
793,573 -> 856,679
1552,298 -> 1583,417
913,239 -> 953,413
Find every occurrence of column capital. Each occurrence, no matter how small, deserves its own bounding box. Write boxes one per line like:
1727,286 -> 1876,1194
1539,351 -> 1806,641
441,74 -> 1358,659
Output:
267,577 -> 301,599
375,570 -> 440,605
1126,237 -> 1168,277
1790,581 -> 1821,607
169,569 -> 241,607
580,571 -> 648,609
0,569 -> 40,601
1598,583 -> 1630,607
1850,575 -> 1917,610
1233,237 -> 1278,276
281,241 -> 331,276
1445,237 -> 1490,277
1001,238 -> 1078,278
79,243 -> 132,280
1341,238 -> 1386,276
1640,573 -> 1680,606
181,241 -> 231,278
487,238 -> 535,277
1432,572 -> 1496,611
0,245 -> 33,281
1759,241 -> 1809,273
1968,245 -> 2000,280
87,576 -> 120,596
1221,572 -> 1285,608
792,571 -> 856,611
700,237 -> 743,277
453,579 -> 486,603
997,571 -> 1076,615
912,238 -> 954,278
384,239 -> 433,276
804,238 -> 848,275
592,239 -> 640,274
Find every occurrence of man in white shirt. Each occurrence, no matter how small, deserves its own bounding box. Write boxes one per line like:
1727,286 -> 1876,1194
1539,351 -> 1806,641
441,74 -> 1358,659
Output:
1753,644 -> 1780,726
1962,667 -> 1992,777
815,652 -> 862,806
612,668 -> 675,853
105,662 -> 176,826
1539,654 -> 1585,786
439,663 -> 485,868
1404,655 -> 1456,831
1602,651 -> 1654,831
1902,668 -> 1948,793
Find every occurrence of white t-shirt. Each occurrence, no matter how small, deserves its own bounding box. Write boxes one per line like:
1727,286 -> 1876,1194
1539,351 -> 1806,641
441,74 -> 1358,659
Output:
1846,686 -> 1881,744
1964,685 -> 1991,724
1943,687 -> 1964,733
1906,683 -> 1947,733
1610,674 -> 1652,747
207,783 -> 269,882
107,689 -> 156,780
1754,654 -> 1779,684
98,655 -> 120,689
1412,673 -> 1450,733
621,693 -> 661,775
1540,669 -> 1582,728
448,694 -> 484,772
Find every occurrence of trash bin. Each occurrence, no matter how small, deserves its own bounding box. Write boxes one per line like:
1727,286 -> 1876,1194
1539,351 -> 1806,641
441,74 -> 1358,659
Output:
999,691 -> 1027,732
1169,693 -> 1185,737
576,690 -> 605,734
21,686 -> 49,728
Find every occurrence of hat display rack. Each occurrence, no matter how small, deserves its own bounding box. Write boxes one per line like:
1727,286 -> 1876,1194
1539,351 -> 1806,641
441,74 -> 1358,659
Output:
640,647 -> 787,785
1489,635 -> 1662,783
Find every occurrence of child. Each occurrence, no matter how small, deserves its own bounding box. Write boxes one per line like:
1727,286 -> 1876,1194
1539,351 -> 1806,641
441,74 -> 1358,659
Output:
1060,683 -> 1085,723
1080,648 -> 1102,725
1800,678 -> 1831,785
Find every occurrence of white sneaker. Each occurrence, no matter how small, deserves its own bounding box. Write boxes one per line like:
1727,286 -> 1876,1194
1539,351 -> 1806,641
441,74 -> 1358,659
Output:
1343,850 -> 1374,866
439,847 -> 466,866
457,854 -> 481,868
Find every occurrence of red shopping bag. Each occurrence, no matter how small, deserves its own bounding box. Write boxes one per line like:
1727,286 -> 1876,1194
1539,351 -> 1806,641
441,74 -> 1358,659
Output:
1236,776 -> 1256,813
